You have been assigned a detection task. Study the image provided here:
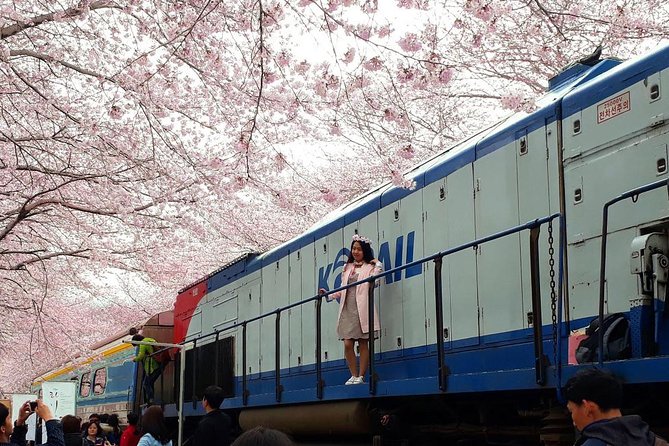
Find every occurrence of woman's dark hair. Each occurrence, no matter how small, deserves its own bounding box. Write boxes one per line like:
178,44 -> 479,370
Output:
61,415 -> 81,434
346,238 -> 375,264
140,405 -> 170,444
231,427 -> 293,446
127,412 -> 139,426
0,403 -> 9,428
108,413 -> 120,435
86,421 -> 102,438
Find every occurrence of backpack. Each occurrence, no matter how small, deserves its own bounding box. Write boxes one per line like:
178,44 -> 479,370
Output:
153,346 -> 172,364
575,313 -> 631,363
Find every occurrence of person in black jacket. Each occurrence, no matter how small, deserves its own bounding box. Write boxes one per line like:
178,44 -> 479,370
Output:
0,399 -> 65,446
190,386 -> 231,446
563,368 -> 666,446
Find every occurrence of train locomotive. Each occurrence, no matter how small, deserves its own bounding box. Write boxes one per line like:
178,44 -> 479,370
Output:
31,311 -> 175,423
34,44 -> 669,445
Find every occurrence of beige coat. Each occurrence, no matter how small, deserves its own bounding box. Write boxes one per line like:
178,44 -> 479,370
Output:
330,262 -> 382,334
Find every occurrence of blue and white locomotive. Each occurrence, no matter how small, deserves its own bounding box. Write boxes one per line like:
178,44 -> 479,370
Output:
172,43 -> 669,443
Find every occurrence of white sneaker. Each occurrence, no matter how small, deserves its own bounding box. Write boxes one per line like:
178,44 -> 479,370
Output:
352,376 -> 364,384
345,376 -> 357,385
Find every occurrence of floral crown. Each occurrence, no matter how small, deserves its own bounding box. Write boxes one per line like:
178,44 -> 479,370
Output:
352,234 -> 372,246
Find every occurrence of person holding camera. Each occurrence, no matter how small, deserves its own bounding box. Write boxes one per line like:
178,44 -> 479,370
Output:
0,399 -> 65,446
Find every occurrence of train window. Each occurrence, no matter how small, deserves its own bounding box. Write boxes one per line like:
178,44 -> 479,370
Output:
80,372 -> 91,398
519,138 -> 528,155
650,84 -> 660,101
296,251 -> 300,260
574,188 -> 583,204
439,186 -> 446,201
573,119 -> 581,135
657,158 -> 667,175
323,243 -> 327,253
93,368 -> 107,395
184,336 -> 236,401
394,208 -> 399,221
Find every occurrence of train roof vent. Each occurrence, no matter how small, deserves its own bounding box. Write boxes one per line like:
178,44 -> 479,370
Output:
548,46 -> 622,92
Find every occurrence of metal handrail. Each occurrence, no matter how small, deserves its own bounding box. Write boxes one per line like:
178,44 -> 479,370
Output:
428,213 -> 561,389
597,178 -> 669,366
181,212 -> 561,402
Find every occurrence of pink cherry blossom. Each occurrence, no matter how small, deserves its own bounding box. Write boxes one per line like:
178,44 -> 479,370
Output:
342,48 -> 356,64
438,68 -> 453,84
397,144 -> 415,159
398,33 -> 423,52
322,190 -> 339,203
376,25 -> 393,38
363,57 -> 383,71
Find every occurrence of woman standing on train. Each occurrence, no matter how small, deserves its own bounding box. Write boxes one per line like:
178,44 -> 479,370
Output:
320,234 -> 383,385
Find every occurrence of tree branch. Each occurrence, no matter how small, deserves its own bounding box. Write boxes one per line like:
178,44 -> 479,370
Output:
3,249 -> 90,270
0,1 -> 122,39
9,49 -> 114,82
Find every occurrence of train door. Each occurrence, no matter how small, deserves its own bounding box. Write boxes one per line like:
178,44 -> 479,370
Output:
242,278 -> 261,378
289,247 -> 304,370
378,201 -> 404,356
300,243 -> 317,371
315,229 -> 345,365
516,122 -> 559,331
423,177 -> 452,350
260,255 -> 290,375
474,144 -> 524,340
446,165 -> 480,347
399,191 -> 427,352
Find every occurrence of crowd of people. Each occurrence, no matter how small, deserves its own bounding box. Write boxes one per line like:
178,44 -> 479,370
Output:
0,384 -> 295,446
2,369 -> 669,445
37,410 -> 143,446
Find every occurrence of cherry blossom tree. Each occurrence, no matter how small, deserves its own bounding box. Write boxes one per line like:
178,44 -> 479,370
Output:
1,0 -> 668,392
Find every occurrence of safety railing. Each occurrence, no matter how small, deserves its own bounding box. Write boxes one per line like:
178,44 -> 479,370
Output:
597,178 -> 669,366
179,212 -> 562,404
